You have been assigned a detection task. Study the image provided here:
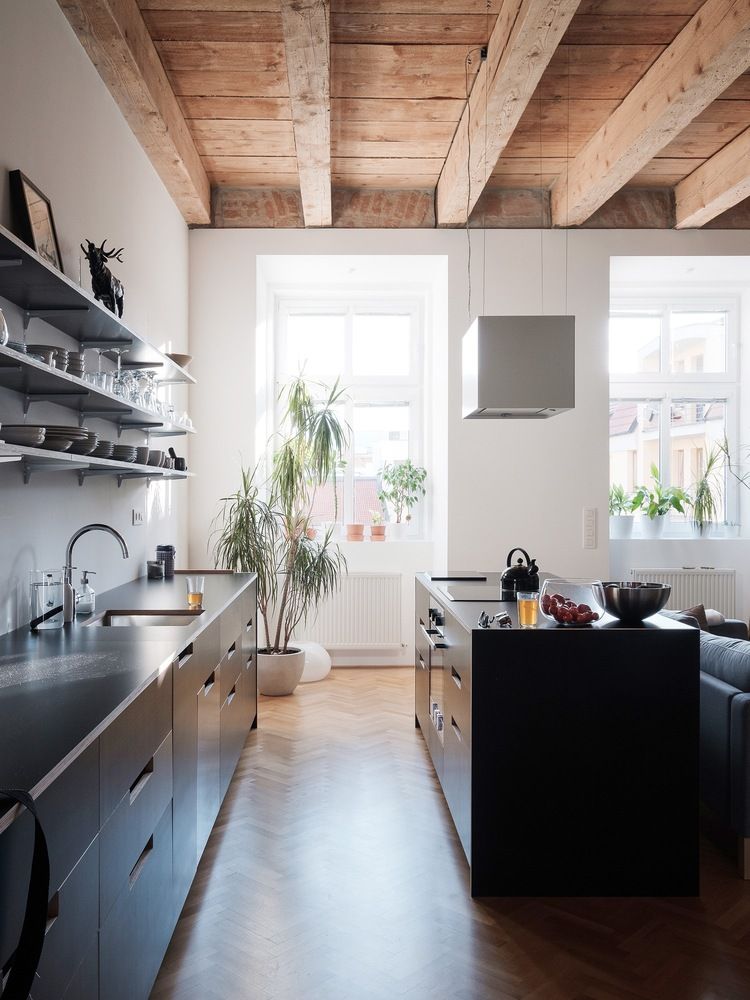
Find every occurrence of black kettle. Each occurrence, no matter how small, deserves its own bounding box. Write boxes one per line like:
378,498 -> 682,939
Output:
501,547 -> 539,600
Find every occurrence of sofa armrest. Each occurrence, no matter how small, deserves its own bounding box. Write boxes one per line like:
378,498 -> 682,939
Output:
731,693 -> 750,836
711,620 -> 750,641
701,671 -> 735,825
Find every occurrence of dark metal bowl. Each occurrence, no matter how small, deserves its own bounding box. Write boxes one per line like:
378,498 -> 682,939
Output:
601,581 -> 671,623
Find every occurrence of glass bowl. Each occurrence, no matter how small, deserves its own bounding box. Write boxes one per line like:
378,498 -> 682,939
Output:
539,578 -> 605,627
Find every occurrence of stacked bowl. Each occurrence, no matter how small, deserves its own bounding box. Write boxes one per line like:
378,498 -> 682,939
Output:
91,440 -> 115,459
2,424 -> 46,448
69,430 -> 99,455
52,348 -> 69,373
39,424 -> 90,452
67,352 -> 86,379
112,444 -> 137,463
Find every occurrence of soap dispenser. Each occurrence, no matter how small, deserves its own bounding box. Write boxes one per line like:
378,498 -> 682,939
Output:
76,570 -> 96,616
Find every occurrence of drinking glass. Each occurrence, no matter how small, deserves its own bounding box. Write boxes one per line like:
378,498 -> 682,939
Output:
186,576 -> 204,609
30,570 -> 64,630
517,591 -> 539,629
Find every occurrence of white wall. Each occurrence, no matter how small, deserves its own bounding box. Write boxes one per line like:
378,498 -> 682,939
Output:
189,228 -> 750,649
0,0 -> 189,633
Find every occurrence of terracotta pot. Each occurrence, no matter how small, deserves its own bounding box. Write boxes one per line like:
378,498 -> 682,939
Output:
257,648 -> 305,696
370,524 -> 386,538
306,527 -> 317,540
346,523 -> 365,541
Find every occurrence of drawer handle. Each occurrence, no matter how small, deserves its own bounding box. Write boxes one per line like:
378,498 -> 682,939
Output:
227,641 -> 237,658
177,643 -> 193,669
451,717 -> 463,742
45,892 -> 59,936
227,684 -> 237,705
129,757 -> 154,804
203,672 -> 215,695
246,653 -> 254,668
419,623 -> 448,650
451,666 -> 461,688
129,835 -> 154,888
246,618 -> 253,631
418,654 -> 426,671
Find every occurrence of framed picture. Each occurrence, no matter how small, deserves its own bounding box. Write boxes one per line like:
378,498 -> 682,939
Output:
9,169 -> 63,271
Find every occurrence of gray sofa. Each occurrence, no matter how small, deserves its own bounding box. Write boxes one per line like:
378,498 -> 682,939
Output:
697,628 -> 750,877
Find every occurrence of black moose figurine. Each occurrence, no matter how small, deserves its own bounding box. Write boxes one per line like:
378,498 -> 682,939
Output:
81,239 -> 125,317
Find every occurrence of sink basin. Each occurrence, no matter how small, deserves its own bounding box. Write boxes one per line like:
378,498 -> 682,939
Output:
85,609 -> 203,627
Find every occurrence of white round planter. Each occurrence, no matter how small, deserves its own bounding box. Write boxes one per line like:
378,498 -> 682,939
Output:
296,641 -> 332,683
640,515 -> 665,539
609,514 -> 634,540
257,648 -> 305,696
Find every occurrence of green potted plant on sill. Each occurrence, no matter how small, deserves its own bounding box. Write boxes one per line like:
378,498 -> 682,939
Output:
377,459 -> 427,538
690,446 -> 724,537
630,464 -> 690,539
213,376 -> 349,696
609,483 -> 634,540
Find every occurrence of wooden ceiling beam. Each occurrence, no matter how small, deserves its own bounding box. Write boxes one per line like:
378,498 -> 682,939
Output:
675,125 -> 750,227
57,0 -> 210,224
280,0 -> 332,227
436,0 -> 582,227
551,0 -> 750,227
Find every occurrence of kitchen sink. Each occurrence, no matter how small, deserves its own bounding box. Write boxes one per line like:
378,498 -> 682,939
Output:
84,609 -> 204,627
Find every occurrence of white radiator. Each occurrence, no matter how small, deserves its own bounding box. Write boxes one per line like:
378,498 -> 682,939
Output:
629,567 -> 736,617
298,573 -> 402,649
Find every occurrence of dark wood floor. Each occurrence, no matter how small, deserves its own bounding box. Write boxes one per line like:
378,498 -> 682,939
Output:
152,668 -> 750,1000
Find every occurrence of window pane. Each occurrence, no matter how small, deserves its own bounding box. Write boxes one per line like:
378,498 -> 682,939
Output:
308,476 -> 344,525
284,314 -> 345,376
352,314 -> 411,377
609,400 -> 660,493
353,404 -> 410,522
670,399 -> 726,520
609,315 -> 661,374
670,312 -> 726,373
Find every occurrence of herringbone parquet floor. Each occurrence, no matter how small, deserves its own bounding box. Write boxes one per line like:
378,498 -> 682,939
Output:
151,668 -> 750,1000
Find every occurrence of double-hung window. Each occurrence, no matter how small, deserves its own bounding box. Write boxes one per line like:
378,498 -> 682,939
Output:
609,299 -> 739,528
274,297 -> 424,534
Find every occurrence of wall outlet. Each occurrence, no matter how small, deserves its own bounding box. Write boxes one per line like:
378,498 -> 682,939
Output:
132,508 -> 145,526
582,507 -> 597,549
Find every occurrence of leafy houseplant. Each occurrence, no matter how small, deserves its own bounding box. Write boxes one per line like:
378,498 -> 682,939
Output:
213,376 -> 349,695
608,483 -> 634,539
377,459 -> 427,528
630,464 -> 690,538
690,447 -> 724,536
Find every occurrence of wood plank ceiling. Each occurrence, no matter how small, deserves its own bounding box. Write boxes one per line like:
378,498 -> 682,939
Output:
60,0 -> 750,228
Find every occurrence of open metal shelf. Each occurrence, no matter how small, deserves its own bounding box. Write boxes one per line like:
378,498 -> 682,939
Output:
0,442 -> 193,487
0,224 -> 195,385
0,345 -> 195,437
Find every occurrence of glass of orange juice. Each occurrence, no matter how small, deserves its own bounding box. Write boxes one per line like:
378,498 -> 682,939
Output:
517,591 -> 539,629
186,575 -> 204,609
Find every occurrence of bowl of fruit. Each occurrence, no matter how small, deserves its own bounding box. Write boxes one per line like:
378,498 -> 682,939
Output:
539,578 -> 605,627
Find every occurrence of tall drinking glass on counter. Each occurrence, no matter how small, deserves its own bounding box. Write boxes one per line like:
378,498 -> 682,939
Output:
517,591 -> 539,629
30,570 -> 65,630
186,576 -> 204,609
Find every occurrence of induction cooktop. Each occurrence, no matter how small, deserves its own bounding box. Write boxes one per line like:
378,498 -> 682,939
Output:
435,580 -> 502,602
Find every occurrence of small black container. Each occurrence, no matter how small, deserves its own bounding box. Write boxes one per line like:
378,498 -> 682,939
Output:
156,545 -> 175,579
147,560 -> 164,580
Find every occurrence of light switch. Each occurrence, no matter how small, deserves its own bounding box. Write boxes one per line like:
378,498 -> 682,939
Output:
132,508 -> 144,526
582,507 -> 597,549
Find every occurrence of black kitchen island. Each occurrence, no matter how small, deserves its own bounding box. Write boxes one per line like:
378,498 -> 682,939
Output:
416,573 -> 700,898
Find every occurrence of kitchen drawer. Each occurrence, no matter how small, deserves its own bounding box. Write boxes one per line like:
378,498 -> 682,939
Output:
445,661 -> 471,744
443,613 -> 471,694
0,740 -> 99,970
197,663 -> 221,854
31,836 -> 99,1000
240,587 -> 256,661
100,731 -> 173,921
100,803 -> 174,1000
59,937 -> 97,1000
219,595 -> 242,654
415,646 -> 429,731
219,635 -> 242,705
220,669 -> 247,800
100,665 -> 172,823
443,713 -> 471,862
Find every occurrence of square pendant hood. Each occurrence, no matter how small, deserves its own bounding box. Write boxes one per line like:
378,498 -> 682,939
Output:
462,315 -> 575,419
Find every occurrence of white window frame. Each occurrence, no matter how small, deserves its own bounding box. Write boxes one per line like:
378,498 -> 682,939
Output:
609,294 -> 741,531
272,294 -> 426,535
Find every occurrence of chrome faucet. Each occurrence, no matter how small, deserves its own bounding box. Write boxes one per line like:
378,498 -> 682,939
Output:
63,523 -> 129,622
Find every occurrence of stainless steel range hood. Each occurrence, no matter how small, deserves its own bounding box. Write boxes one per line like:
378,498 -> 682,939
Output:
462,315 -> 575,419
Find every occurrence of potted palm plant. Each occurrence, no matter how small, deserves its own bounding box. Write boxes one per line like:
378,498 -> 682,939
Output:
377,459 -> 427,537
630,464 -> 690,538
690,447 -> 724,537
609,483 -> 634,539
213,376 -> 349,696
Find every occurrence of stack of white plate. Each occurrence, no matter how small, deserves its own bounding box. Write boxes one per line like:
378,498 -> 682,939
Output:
67,352 -> 86,379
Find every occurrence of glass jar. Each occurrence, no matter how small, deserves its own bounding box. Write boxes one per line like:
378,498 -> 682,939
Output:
0,308 -> 9,348
539,578 -> 605,627
30,569 -> 65,630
